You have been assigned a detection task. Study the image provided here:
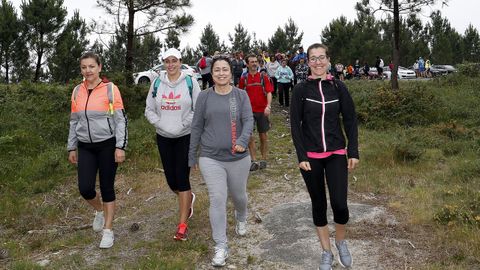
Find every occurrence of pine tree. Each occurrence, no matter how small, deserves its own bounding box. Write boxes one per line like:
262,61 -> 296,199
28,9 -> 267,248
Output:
0,0 -> 21,83
268,27 -> 288,54
197,23 -> 221,56
284,18 -> 303,53
181,45 -> 200,66
462,24 -> 480,63
428,11 -> 461,64
95,0 -> 194,85
49,11 -> 88,83
135,33 -> 162,72
21,0 -> 67,82
356,0 -> 449,90
165,29 -> 180,49
228,23 -> 251,54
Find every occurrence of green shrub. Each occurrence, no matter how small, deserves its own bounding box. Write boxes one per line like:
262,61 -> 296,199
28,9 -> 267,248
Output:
393,140 -> 425,163
351,82 -> 441,129
434,191 -> 480,226
457,62 -> 480,77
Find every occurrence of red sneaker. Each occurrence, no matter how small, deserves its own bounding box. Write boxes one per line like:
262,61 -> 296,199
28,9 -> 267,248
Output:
173,223 -> 188,241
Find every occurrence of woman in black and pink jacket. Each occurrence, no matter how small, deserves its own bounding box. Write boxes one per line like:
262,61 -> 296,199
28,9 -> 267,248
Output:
290,43 -> 359,270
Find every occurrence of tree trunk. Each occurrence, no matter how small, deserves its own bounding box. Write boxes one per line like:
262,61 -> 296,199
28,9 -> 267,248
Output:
391,0 -> 400,91
4,53 -> 9,84
124,3 -> 135,85
34,48 -> 43,82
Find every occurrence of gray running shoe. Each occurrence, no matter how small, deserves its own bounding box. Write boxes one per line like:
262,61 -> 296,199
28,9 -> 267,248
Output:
319,250 -> 334,270
92,211 -> 105,232
211,247 -> 229,267
335,240 -> 352,268
249,161 -> 259,171
258,160 -> 267,169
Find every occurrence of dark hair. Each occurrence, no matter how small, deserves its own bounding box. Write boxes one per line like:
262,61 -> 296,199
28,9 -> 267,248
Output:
80,51 -> 102,66
306,43 -> 329,60
211,55 -> 233,73
203,51 -> 209,57
245,54 -> 257,64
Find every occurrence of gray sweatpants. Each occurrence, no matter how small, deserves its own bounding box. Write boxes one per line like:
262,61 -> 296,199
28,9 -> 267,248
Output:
199,155 -> 251,249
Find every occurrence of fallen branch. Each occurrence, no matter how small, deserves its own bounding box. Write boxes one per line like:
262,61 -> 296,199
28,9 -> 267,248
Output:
145,195 -> 156,202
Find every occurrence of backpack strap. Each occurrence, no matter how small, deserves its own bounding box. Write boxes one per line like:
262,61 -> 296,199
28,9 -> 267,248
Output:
72,84 -> 82,105
152,77 -> 161,98
106,82 -> 114,115
185,75 -> 193,110
242,73 -> 267,96
73,82 -> 114,115
153,76 -> 194,110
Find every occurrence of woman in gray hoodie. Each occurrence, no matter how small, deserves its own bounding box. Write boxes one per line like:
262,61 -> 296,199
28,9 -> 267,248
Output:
145,48 -> 201,241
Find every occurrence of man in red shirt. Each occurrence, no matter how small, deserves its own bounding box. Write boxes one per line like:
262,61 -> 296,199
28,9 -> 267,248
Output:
239,54 -> 273,171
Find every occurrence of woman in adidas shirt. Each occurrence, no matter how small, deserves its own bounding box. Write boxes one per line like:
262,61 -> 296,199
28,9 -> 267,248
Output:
188,55 -> 254,267
290,43 -> 359,270
67,51 -> 128,249
145,48 -> 201,241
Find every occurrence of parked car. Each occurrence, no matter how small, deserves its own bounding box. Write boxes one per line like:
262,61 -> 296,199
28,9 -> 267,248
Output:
431,64 -> 457,74
133,64 -> 201,84
189,65 -> 203,82
428,65 -> 449,77
358,67 -> 383,79
383,66 -> 416,79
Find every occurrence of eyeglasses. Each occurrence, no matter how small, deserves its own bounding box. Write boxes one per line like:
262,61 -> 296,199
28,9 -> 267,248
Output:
309,55 -> 328,63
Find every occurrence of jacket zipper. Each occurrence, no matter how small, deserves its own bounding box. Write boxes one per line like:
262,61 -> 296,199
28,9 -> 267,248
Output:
85,89 -> 93,143
318,81 -> 327,152
107,118 -> 113,135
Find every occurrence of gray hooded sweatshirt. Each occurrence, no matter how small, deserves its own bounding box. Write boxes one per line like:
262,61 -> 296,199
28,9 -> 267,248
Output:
145,71 -> 201,138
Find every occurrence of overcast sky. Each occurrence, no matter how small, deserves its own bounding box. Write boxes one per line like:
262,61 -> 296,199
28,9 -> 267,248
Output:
9,0 -> 480,51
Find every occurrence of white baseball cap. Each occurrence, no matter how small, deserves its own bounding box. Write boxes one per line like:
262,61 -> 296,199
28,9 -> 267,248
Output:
162,48 -> 182,60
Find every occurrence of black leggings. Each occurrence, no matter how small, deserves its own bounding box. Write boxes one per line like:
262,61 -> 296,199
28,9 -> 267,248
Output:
300,154 -> 349,226
77,137 -> 117,202
156,134 -> 191,192
278,82 -> 291,107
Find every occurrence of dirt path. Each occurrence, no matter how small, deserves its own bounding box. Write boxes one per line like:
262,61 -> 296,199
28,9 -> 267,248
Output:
5,106 -> 434,270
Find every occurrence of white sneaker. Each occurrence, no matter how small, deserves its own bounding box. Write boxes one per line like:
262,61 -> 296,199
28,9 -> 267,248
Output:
92,211 -> 105,232
235,220 -> 247,236
99,229 -> 114,249
211,247 -> 229,267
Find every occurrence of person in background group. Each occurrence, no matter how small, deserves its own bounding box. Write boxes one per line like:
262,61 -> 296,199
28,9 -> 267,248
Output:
275,59 -> 294,107
388,60 -> 394,71
346,64 -> 354,80
425,59 -> 431,78
418,57 -> 425,77
189,55 -> 254,267
266,55 -> 280,97
67,51 -> 128,249
353,59 -> 361,79
145,48 -> 201,241
232,52 -> 245,87
335,62 -> 345,81
292,45 -> 308,64
295,58 -> 309,83
413,60 -> 420,77
263,51 -> 270,63
239,54 -> 273,172
196,51 -> 214,89
362,62 -> 370,79
290,43 -> 359,270
375,56 -> 384,79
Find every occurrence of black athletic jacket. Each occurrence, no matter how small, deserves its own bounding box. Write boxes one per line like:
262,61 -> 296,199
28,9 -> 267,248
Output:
290,77 -> 359,163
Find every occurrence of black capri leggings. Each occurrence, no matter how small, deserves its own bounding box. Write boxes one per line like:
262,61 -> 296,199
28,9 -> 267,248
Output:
156,134 -> 191,192
77,137 -> 117,202
300,154 -> 349,227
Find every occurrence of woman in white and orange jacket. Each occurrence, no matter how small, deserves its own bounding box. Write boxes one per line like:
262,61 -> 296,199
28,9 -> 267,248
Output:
67,51 -> 128,249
